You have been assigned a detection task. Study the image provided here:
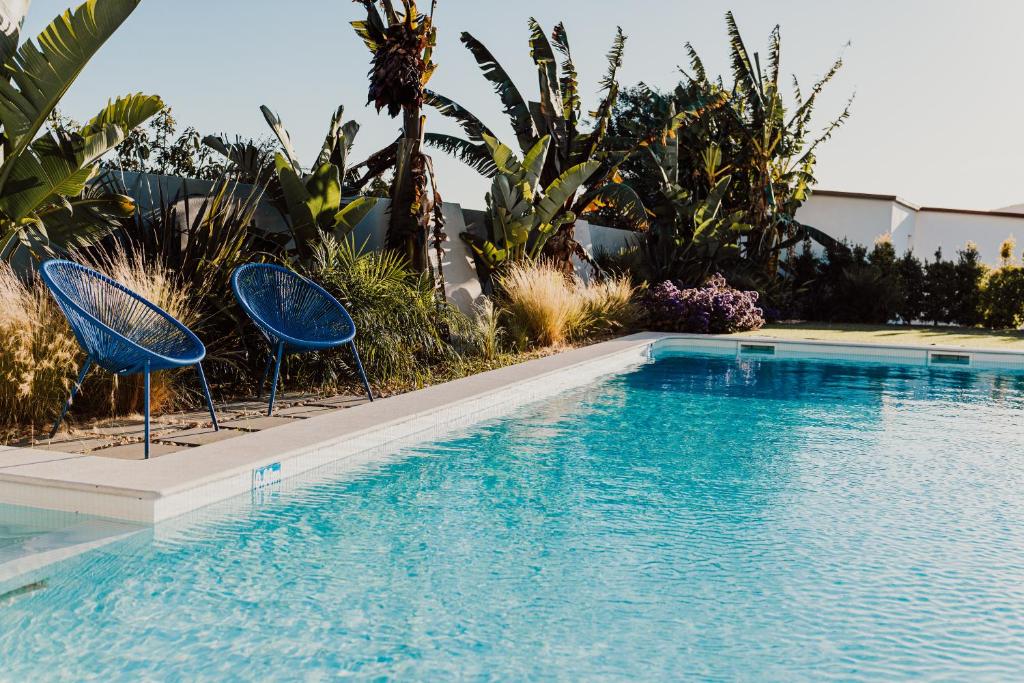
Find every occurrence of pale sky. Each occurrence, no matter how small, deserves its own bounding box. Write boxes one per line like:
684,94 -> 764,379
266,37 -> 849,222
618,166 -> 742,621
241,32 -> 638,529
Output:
24,0 -> 1024,211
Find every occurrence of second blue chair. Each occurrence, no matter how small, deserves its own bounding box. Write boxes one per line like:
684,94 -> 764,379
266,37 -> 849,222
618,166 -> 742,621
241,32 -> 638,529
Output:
231,264 -> 373,415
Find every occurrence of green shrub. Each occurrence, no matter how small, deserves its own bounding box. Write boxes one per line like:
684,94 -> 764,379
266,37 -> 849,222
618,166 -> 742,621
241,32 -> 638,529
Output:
895,251 -> 925,324
951,243 -> 987,326
982,267 -> 1024,329
304,236 -> 479,389
923,249 -> 957,324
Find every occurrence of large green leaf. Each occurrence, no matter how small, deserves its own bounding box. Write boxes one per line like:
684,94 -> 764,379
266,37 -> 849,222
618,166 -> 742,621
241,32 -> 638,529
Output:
535,160 -> 599,225
460,31 -> 537,154
0,123 -> 125,220
521,135 -> 551,191
551,23 -> 580,127
527,17 -> 562,121
332,195 -> 378,239
304,162 -> 343,229
0,0 -> 142,187
482,133 -> 524,177
261,105 -> 302,173
275,153 -> 316,250
80,93 -> 164,137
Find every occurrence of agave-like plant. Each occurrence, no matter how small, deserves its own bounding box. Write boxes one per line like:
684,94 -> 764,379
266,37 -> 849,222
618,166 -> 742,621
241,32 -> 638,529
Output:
425,19 -> 649,271
463,133 -> 598,278
0,0 -> 163,260
206,105 -> 379,262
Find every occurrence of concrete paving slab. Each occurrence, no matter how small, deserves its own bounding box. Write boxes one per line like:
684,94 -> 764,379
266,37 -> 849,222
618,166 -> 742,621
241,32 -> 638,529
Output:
220,415 -> 301,431
154,426 -> 247,447
93,442 -> 190,460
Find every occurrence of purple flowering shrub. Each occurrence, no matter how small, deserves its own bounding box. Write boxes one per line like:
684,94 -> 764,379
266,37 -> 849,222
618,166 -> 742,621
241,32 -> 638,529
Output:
643,274 -> 765,333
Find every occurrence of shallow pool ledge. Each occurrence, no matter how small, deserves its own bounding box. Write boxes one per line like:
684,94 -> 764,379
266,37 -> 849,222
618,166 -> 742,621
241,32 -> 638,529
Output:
4,331 -> 1023,524
0,333 -> 662,523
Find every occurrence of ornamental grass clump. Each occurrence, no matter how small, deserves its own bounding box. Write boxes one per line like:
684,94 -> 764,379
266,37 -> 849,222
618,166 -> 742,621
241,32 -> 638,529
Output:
498,261 -> 579,348
643,274 -> 764,333
498,262 -> 638,348
0,264 -> 80,430
82,248 -> 199,416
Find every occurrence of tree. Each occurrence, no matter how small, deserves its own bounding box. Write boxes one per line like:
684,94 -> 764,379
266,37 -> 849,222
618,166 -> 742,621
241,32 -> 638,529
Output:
350,0 -> 444,276
0,0 -> 163,259
609,11 -> 852,281
424,19 -> 653,273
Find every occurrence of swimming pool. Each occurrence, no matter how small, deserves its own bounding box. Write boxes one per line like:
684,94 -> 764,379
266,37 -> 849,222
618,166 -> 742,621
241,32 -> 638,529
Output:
2,350 -> 1024,680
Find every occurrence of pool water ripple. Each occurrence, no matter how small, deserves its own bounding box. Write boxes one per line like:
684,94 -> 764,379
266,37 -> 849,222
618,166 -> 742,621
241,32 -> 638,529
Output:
1,354 -> 1024,680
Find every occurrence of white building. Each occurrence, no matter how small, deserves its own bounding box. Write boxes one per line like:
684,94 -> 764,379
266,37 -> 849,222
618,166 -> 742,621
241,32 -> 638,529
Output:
795,190 -> 1024,264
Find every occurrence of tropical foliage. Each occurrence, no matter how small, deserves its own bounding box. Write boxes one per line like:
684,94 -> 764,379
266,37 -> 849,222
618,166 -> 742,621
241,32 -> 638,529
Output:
427,19 -> 653,271
0,0 -> 162,260
351,0 -> 444,274
462,133 -> 598,277
609,11 -> 852,285
206,105 -> 379,262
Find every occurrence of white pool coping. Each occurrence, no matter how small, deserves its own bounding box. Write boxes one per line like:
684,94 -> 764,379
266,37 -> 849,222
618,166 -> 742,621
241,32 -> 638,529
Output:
2,331 -> 1023,527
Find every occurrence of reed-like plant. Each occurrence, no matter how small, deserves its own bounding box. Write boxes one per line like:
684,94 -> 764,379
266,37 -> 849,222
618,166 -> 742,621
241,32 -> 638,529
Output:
0,264 -> 80,431
498,261 -> 638,348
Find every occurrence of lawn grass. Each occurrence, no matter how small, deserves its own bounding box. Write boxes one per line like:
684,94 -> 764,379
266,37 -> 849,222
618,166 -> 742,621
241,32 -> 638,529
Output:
734,323 -> 1024,350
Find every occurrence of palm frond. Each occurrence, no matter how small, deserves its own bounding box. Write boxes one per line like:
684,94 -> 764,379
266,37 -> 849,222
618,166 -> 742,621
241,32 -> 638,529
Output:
551,23 -> 580,128
0,0 -> 142,188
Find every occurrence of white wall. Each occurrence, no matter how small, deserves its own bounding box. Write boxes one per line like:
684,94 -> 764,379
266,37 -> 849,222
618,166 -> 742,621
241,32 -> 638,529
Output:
913,211 -> 1019,264
796,191 -> 1024,264
795,194 -> 898,250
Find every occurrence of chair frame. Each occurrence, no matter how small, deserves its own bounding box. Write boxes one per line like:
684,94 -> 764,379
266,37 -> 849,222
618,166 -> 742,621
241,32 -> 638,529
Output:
40,260 -> 219,459
231,263 -> 373,416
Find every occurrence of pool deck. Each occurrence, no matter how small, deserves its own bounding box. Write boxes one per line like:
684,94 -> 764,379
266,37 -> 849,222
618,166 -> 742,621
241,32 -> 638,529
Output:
2,331 -> 1023,527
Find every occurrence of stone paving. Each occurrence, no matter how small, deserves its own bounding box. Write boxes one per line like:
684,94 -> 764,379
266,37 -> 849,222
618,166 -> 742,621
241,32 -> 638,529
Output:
11,391 -> 373,461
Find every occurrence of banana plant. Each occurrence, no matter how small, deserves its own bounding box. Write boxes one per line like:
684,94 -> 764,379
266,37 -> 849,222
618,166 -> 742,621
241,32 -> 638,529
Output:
206,104 -> 378,262
462,133 -> 598,278
0,0 -> 163,260
426,19 -> 641,270
682,11 -> 851,273
630,113 -> 752,285
426,19 -> 727,274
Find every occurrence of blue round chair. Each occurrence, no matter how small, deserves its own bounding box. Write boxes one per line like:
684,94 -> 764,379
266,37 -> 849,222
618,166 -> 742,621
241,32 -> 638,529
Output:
39,259 -> 219,459
231,263 -> 373,415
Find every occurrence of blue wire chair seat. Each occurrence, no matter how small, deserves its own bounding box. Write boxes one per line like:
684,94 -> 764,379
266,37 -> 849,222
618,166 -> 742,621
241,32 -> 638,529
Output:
40,259 -> 219,458
231,263 -> 373,415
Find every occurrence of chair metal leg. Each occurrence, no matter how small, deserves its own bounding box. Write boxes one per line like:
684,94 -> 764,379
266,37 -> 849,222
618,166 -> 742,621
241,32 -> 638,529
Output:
143,361 -> 151,460
267,342 -> 284,416
350,342 -> 373,402
50,356 -> 93,439
257,353 -> 274,399
196,362 -> 219,431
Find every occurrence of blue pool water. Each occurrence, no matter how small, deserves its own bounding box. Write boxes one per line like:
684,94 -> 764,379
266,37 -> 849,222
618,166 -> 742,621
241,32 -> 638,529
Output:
2,352 -> 1024,680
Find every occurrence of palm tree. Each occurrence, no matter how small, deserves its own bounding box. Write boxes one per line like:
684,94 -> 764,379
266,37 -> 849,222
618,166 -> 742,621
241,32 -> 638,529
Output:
350,0 -> 443,276
0,0 -> 163,259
